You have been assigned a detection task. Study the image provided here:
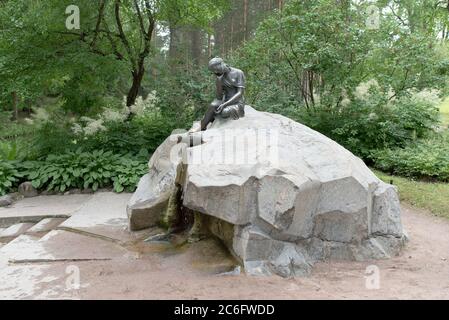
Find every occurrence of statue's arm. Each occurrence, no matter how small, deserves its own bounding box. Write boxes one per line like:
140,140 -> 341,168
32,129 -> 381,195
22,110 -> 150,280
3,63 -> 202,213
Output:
219,87 -> 244,108
215,78 -> 224,101
219,71 -> 245,109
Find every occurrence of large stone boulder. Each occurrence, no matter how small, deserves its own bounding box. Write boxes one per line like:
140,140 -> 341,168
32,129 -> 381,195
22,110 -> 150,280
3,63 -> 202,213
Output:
127,106 -> 407,276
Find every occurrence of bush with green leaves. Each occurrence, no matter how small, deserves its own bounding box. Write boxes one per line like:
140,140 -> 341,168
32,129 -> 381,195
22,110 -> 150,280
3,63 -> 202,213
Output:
26,92 -> 192,158
76,113 -> 175,156
0,161 -> 22,196
297,86 -> 440,159
372,131 -> 449,182
24,149 -> 148,193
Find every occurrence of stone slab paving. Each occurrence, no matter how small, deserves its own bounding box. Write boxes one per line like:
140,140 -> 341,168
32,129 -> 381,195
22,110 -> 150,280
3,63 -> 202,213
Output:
0,192 -> 227,299
0,227 -> 6,248
0,263 -> 55,299
0,227 -> 46,300
0,223 -> 35,242
26,218 -> 66,235
0,230 -> 129,263
0,194 -> 93,227
0,193 -> 140,299
59,192 -> 150,243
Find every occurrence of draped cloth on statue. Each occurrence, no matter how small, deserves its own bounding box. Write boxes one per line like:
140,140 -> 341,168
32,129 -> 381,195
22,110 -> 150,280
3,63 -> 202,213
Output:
216,67 -> 246,119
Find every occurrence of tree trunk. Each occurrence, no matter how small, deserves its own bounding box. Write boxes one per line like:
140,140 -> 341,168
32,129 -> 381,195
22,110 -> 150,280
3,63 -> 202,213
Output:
243,0 -> 248,42
12,91 -> 18,120
213,23 -> 221,57
278,0 -> 283,11
230,16 -> 234,53
169,24 -> 181,63
301,70 -> 316,108
221,32 -> 226,57
126,67 -> 144,107
207,32 -> 212,58
190,28 -> 202,65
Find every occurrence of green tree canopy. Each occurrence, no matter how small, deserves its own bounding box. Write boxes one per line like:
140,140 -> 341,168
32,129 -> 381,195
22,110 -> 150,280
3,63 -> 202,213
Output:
0,0 -> 228,114
234,0 -> 449,110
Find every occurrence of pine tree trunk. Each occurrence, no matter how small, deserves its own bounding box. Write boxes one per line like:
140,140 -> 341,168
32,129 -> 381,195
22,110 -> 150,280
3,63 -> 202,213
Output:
190,28 -> 202,65
243,0 -> 248,42
207,32 -> 212,58
221,32 -> 226,57
169,24 -> 180,63
12,91 -> 18,120
230,16 -> 234,52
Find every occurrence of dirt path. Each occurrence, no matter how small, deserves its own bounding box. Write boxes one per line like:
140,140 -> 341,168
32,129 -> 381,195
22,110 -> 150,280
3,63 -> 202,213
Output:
1,203 -> 449,299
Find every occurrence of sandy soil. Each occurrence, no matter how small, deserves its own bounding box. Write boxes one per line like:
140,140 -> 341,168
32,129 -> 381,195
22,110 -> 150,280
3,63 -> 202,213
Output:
2,203 -> 449,300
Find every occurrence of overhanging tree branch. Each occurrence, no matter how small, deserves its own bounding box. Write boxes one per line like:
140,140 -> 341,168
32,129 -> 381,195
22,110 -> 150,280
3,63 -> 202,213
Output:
54,30 -> 121,59
91,0 -> 106,49
115,0 -> 136,69
101,19 -> 125,60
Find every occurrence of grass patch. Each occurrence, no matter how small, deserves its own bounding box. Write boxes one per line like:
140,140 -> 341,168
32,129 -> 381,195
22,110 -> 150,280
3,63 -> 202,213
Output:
373,169 -> 449,219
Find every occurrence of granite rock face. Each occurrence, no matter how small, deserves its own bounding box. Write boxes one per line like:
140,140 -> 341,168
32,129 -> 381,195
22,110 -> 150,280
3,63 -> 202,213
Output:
127,136 -> 181,231
127,106 -> 407,276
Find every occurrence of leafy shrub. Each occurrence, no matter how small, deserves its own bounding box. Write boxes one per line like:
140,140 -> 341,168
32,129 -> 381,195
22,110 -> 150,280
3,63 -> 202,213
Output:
77,113 -> 174,155
68,92 -> 190,155
17,91 -> 195,160
23,101 -> 78,160
16,96 -> 145,158
372,132 -> 449,182
29,120 -> 75,159
0,161 -> 22,196
298,86 -> 440,159
24,149 -> 147,193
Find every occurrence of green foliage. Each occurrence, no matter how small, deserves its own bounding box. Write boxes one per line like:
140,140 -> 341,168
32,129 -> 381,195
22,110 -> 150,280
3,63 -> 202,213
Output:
0,0 -> 127,114
88,115 -> 174,155
0,161 -> 22,196
235,0 -> 449,112
440,97 -> 449,128
29,121 -> 75,160
372,132 -> 449,182
20,92 -> 188,158
233,0 -> 447,177
0,0 -> 229,113
0,112 -> 30,140
297,87 -> 440,159
0,141 -> 19,161
68,92 -> 191,155
23,149 -> 147,193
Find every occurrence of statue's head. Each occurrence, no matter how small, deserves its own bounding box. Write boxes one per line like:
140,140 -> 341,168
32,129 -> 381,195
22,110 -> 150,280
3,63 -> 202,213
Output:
208,57 -> 229,76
